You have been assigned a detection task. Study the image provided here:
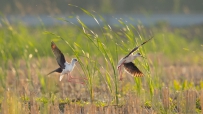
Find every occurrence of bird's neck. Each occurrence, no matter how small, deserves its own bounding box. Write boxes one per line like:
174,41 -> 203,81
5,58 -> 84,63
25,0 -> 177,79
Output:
124,55 -> 138,63
132,55 -> 139,59
130,55 -> 138,60
71,61 -> 76,66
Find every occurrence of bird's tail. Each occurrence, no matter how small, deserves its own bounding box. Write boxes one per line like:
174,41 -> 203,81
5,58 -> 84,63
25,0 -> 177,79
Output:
47,68 -> 62,76
59,74 -> 64,81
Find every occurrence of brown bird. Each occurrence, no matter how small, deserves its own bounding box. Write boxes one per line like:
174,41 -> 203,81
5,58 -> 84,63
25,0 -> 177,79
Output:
117,37 -> 153,80
47,41 -> 85,84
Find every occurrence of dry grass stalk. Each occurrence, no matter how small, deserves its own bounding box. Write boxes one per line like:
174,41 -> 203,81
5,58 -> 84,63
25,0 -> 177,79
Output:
126,95 -> 132,113
114,106 -> 119,114
152,89 -> 160,112
106,106 -> 113,114
64,104 -> 71,114
68,104 -> 74,114
1,94 -> 8,114
117,106 -> 123,114
185,90 -> 196,113
31,103 -> 39,114
1,91 -> 24,114
124,95 -> 142,114
98,106 -> 104,114
176,91 -> 189,113
90,104 -> 96,114
69,104 -> 80,114
30,91 -> 37,114
200,90 -> 203,114
49,102 -> 60,114
162,87 -> 169,111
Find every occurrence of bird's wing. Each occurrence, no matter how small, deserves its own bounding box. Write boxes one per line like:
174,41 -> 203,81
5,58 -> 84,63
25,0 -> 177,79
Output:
123,62 -> 144,77
47,67 -> 62,75
124,36 -> 153,58
51,41 -> 66,69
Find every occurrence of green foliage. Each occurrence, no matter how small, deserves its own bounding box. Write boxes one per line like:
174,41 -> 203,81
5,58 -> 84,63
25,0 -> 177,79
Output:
0,9 -> 203,113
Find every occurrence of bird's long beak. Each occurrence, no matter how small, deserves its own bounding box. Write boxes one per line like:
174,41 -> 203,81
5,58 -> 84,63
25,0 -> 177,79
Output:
141,55 -> 146,59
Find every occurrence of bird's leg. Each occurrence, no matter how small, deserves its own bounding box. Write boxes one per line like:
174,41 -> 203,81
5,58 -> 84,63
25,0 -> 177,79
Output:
69,73 -> 87,80
117,60 -> 126,81
118,66 -> 122,80
119,65 -> 124,81
67,73 -> 85,84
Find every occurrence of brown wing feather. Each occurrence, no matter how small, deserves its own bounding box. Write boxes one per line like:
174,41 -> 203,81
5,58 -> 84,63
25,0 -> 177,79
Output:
123,62 -> 144,77
124,36 -> 153,59
51,41 -> 66,69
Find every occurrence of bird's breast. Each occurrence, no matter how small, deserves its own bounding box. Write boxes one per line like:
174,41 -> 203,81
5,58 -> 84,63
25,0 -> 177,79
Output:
124,56 -> 136,63
65,64 -> 75,71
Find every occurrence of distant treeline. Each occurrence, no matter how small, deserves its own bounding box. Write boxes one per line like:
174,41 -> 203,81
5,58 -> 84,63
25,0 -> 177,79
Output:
0,0 -> 203,14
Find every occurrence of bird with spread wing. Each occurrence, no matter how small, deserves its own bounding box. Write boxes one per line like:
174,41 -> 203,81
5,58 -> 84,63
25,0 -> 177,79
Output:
47,41 -> 86,84
117,37 -> 153,80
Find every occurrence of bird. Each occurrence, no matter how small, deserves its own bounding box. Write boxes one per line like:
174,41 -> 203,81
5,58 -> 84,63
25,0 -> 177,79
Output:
47,41 -> 85,84
117,37 -> 153,80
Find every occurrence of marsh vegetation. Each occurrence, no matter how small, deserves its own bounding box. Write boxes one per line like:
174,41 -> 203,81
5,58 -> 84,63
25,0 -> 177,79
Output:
0,9 -> 203,113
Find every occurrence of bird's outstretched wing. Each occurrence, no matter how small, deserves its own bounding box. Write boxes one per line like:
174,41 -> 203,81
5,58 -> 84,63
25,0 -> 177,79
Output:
124,36 -> 153,58
123,62 -> 144,77
51,41 -> 66,69
47,67 -> 62,75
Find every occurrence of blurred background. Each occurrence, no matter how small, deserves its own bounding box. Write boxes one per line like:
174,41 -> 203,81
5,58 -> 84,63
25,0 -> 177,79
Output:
0,0 -> 203,113
0,0 -> 203,27
1,0 -> 203,14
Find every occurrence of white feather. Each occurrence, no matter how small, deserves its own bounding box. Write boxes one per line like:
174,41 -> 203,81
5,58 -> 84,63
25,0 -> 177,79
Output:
59,74 -> 64,81
58,59 -> 77,81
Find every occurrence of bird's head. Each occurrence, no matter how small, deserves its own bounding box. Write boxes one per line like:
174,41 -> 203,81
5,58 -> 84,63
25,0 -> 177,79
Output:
135,53 -> 144,58
71,58 -> 78,64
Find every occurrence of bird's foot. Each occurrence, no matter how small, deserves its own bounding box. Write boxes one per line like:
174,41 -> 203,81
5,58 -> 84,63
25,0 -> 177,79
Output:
70,76 -> 87,80
80,82 -> 85,85
68,77 -> 86,85
119,78 -> 123,81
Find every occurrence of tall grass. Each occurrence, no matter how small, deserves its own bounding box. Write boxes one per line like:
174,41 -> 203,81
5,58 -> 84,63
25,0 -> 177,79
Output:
0,6 -> 203,113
